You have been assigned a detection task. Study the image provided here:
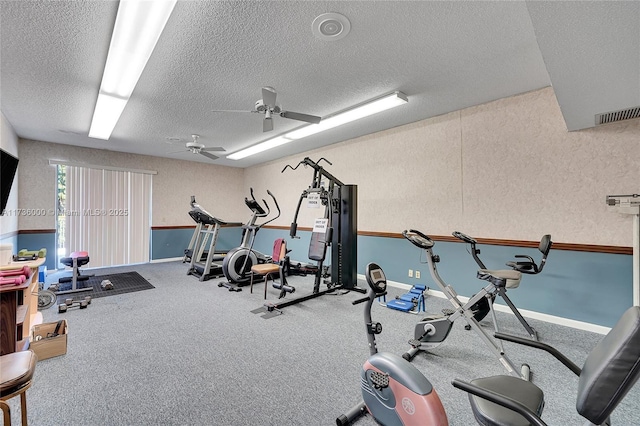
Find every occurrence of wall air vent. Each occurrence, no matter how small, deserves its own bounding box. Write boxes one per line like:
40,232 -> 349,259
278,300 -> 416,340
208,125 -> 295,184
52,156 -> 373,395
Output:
595,106 -> 640,125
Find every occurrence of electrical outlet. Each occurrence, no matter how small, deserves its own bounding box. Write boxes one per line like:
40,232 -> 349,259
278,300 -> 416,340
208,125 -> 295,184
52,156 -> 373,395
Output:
415,271 -> 421,279
408,269 -> 413,278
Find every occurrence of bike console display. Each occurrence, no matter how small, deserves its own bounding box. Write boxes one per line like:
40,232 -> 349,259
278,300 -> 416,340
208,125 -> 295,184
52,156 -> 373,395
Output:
365,263 -> 387,294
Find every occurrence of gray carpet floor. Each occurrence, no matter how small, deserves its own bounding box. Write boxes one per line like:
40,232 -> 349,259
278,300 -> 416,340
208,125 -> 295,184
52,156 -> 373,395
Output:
6,261 -> 639,425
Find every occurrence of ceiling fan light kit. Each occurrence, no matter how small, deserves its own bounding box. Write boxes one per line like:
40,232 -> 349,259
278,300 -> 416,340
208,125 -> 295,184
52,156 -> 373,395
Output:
227,91 -> 408,160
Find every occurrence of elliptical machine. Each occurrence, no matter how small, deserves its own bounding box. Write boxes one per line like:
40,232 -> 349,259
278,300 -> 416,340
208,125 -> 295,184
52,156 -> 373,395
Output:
401,230 -> 530,379
337,262 -> 449,426
218,188 -> 280,291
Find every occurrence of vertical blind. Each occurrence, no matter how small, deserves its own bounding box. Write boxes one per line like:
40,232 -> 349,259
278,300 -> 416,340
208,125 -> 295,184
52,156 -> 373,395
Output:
64,165 -> 152,268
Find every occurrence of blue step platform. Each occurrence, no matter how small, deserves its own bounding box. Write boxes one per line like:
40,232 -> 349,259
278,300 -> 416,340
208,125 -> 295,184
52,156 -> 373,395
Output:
378,284 -> 427,314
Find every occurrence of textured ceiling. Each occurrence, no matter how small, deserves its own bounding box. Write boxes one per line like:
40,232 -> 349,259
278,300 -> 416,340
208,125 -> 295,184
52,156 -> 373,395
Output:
1,1 -> 638,168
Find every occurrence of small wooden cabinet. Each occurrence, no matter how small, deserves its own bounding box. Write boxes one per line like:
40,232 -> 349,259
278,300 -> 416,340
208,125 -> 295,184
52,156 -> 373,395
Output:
0,258 -> 45,355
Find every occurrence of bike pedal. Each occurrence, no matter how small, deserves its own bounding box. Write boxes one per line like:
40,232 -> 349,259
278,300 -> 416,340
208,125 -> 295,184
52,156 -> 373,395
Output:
408,339 -> 422,348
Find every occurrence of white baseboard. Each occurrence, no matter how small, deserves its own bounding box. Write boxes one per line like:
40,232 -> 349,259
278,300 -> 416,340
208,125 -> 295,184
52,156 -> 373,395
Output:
358,274 -> 611,335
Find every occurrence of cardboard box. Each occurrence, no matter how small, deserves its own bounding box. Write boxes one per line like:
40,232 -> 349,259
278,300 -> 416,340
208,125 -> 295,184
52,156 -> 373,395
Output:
30,319 -> 67,360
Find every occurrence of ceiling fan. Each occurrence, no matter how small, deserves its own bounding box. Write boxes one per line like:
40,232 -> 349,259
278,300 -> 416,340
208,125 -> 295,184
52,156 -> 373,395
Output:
212,86 -> 322,132
168,135 -> 225,161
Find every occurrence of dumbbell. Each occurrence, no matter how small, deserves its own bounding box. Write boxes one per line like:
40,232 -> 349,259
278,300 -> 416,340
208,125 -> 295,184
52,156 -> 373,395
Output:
100,279 -> 114,290
17,248 -> 47,258
58,296 -> 92,313
58,300 -> 88,313
64,296 -> 92,305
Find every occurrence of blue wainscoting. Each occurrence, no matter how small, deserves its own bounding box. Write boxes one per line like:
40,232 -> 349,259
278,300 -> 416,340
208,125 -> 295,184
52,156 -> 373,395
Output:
22,224 -> 629,328
150,226 -> 244,260
16,231 -> 56,270
252,228 -> 632,328
14,227 -> 245,270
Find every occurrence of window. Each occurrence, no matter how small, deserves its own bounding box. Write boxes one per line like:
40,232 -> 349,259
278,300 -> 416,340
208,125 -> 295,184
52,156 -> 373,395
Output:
56,163 -> 152,268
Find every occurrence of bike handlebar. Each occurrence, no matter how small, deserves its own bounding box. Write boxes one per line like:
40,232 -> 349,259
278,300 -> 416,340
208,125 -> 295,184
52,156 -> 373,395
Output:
452,231 -> 477,244
402,229 -> 434,249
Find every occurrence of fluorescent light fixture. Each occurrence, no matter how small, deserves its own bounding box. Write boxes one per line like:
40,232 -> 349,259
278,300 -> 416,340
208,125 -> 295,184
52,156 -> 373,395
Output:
227,136 -> 294,160
227,91 -> 408,160
89,0 -> 177,140
286,91 -> 408,140
88,94 -> 128,140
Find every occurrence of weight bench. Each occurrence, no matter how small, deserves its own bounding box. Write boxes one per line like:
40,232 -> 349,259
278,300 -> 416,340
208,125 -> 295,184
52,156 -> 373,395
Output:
379,284 -> 427,314
54,251 -> 94,295
256,229 -> 330,319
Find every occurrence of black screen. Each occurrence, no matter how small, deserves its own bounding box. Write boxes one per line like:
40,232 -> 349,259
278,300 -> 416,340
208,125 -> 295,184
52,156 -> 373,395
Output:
1,149 -> 19,214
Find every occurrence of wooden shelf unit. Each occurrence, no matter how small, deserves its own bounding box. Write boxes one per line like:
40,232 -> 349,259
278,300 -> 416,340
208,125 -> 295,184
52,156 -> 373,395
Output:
0,258 -> 45,355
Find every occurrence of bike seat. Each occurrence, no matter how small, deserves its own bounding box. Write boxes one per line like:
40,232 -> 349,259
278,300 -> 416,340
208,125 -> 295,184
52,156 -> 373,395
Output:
478,269 -> 521,289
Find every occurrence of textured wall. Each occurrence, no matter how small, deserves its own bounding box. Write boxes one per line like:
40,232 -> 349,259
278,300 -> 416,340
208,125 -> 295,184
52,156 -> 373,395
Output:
246,87 -> 640,246
16,140 -> 246,230
460,88 -> 639,245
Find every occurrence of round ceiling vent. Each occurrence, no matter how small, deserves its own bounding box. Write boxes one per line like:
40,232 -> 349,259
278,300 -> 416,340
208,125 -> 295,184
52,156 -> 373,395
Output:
312,12 -> 351,41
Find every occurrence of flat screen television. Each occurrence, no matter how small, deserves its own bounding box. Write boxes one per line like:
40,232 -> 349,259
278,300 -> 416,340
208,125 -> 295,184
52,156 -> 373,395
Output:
1,148 -> 19,214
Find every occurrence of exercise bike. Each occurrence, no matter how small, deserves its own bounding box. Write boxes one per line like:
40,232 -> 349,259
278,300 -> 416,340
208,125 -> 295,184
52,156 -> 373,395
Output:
401,229 -> 530,379
218,188 -> 280,291
336,262 -> 449,426
452,230 -> 548,340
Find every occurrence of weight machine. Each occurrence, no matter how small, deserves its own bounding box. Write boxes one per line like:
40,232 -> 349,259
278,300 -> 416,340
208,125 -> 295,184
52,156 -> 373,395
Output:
252,157 -> 365,318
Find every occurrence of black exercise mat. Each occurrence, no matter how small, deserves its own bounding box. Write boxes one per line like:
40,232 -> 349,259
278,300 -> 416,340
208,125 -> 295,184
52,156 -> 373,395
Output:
54,271 -> 154,302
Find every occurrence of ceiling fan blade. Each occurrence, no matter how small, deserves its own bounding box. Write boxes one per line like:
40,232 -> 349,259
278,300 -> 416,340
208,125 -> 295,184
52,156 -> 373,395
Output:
280,110 -> 322,124
262,86 -> 277,107
263,117 -> 274,132
202,146 -> 225,152
167,149 -> 187,154
199,151 -> 219,161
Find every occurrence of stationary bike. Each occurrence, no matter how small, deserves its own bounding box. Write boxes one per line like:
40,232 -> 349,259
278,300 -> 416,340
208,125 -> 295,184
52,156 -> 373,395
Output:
452,230 -> 544,340
337,262 -> 449,426
401,230 -> 530,379
218,188 -> 280,290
